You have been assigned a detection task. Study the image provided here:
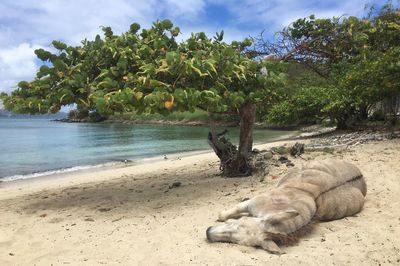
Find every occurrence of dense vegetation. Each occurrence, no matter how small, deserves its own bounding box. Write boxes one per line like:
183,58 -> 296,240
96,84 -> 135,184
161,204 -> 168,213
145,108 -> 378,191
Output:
252,3 -> 400,129
1,2 -> 399,176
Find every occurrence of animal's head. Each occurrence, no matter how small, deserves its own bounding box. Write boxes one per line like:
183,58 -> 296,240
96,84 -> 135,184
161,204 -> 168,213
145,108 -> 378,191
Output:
206,210 -> 299,254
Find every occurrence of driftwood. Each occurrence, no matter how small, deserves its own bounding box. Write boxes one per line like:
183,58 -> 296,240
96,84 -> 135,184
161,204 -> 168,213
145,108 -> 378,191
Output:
208,129 -> 251,177
290,142 -> 305,157
207,130 -> 269,177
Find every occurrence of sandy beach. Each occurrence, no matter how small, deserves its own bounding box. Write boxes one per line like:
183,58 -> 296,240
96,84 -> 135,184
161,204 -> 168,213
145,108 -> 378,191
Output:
1,137 -> 400,265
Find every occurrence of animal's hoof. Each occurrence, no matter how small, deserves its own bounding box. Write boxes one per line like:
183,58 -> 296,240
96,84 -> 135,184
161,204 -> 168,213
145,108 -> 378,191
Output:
217,212 -> 227,222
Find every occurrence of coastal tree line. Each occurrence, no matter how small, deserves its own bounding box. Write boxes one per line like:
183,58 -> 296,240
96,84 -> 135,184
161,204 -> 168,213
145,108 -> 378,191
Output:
252,2 -> 400,129
1,1 -> 399,176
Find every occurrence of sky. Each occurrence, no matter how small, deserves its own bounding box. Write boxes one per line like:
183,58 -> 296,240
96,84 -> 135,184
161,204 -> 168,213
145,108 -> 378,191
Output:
0,0 -> 384,94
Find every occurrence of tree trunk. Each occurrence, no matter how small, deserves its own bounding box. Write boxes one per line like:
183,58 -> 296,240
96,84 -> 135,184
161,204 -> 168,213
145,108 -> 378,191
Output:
336,109 -> 357,130
336,116 -> 349,130
238,103 -> 256,154
208,103 -> 256,177
358,105 -> 369,120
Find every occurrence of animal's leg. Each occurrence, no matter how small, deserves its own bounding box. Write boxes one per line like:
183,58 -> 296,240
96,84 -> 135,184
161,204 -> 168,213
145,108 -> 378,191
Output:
218,200 -> 250,222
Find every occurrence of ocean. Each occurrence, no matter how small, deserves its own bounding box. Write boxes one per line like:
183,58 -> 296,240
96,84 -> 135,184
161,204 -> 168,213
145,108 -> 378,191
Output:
0,117 -> 296,181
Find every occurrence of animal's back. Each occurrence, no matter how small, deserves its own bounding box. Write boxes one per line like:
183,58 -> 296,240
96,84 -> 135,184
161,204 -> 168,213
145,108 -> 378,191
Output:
278,159 -> 365,197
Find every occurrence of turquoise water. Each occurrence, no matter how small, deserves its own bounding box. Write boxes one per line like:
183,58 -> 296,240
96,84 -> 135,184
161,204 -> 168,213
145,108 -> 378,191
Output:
0,118 -> 296,181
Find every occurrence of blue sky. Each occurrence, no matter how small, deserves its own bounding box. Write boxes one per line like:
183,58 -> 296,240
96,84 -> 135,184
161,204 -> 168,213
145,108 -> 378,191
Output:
0,0 -> 385,94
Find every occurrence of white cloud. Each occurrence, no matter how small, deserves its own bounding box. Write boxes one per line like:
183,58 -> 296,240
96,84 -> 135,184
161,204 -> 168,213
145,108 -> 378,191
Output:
0,43 -> 42,94
0,0 -> 157,47
165,0 -> 206,20
0,0 -> 208,48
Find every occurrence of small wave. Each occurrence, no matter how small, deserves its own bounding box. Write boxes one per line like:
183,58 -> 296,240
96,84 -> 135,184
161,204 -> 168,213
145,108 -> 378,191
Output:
0,162 -> 119,182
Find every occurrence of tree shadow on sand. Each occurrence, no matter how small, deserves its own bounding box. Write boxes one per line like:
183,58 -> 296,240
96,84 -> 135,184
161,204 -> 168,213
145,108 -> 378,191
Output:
13,167 -> 261,217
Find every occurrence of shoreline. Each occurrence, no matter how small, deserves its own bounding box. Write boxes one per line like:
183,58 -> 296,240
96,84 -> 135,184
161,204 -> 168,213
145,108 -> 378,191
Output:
2,127 -> 397,193
0,149 -> 210,183
0,149 -> 212,190
0,138 -> 300,198
0,128 -> 301,185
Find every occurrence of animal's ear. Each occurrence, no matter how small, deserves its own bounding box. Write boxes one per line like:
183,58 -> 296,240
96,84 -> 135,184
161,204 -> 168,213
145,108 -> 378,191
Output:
260,240 -> 284,254
263,209 -> 299,224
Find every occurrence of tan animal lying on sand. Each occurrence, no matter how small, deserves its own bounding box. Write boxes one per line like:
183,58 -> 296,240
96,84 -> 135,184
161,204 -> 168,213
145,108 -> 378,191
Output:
206,159 -> 367,254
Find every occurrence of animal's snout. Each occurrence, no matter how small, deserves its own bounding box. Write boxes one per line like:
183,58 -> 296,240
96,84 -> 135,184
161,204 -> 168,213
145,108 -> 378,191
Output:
206,224 -> 236,243
206,226 -> 214,242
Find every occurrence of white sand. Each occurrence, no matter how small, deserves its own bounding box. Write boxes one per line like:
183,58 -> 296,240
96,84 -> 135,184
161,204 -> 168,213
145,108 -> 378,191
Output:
1,139 -> 400,265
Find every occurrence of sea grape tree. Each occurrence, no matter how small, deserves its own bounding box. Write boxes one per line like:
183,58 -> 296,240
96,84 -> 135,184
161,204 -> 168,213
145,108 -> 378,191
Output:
1,20 -> 287,176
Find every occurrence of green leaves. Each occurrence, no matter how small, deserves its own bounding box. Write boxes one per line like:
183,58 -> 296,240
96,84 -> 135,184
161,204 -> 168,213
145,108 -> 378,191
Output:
165,51 -> 179,65
102,26 -> 114,38
263,4 -> 400,126
52,40 -> 67,50
38,65 -> 51,78
171,27 -> 180,37
17,81 -> 30,90
214,30 -> 224,42
2,19 -> 288,117
129,23 -> 141,34
34,49 -> 55,62
160,19 -> 173,29
53,59 -> 68,71
266,86 -> 337,124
